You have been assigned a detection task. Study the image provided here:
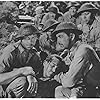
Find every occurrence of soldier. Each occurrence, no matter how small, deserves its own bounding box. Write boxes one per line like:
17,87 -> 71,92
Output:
75,3 -> 100,51
39,19 -> 60,62
50,22 -> 100,98
34,6 -> 44,28
63,2 -> 79,24
41,6 -> 59,25
0,24 -> 42,98
37,54 -> 68,97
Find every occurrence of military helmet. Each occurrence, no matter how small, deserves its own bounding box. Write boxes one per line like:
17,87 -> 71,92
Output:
75,3 -> 99,18
15,24 -> 40,41
48,6 -> 59,14
51,22 -> 82,38
42,19 -> 60,32
35,6 -> 44,11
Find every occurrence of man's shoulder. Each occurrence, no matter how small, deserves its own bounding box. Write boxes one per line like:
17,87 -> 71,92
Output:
2,42 -> 20,55
42,13 -> 49,18
79,43 -> 93,49
75,43 -> 94,56
63,11 -> 69,17
92,19 -> 100,28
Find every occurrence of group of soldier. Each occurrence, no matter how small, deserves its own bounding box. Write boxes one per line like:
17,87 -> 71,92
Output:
0,1 -> 100,98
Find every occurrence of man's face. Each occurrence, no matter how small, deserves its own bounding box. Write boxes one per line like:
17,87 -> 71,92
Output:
56,32 -> 70,51
36,9 -> 43,15
22,30 -> 37,50
49,12 -> 56,19
58,16 -> 64,23
69,6 -> 76,16
47,28 -> 54,38
43,56 -> 59,78
80,11 -> 91,24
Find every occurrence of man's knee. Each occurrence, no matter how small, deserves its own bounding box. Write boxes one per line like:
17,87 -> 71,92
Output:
55,86 -> 63,98
55,86 -> 71,98
6,76 -> 28,98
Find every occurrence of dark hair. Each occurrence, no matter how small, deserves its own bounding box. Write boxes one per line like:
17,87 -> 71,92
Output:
19,24 -> 40,37
45,54 -> 69,79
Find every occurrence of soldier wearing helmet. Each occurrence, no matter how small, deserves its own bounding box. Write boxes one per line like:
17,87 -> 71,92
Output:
39,19 -> 60,62
63,2 -> 80,24
0,24 -> 42,98
41,6 -> 59,25
51,22 -> 100,98
75,3 -> 100,51
34,6 -> 45,28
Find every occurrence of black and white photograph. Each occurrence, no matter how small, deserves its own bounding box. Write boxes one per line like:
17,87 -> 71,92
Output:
0,1 -> 100,98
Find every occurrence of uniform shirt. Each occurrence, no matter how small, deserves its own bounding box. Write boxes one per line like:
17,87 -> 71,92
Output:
55,42 -> 100,88
89,19 -> 100,51
0,42 -> 42,76
78,19 -> 100,50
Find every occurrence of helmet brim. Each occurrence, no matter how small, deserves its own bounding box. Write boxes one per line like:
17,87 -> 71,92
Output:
74,8 -> 99,18
14,31 -> 41,42
51,29 -> 82,38
43,22 -> 60,32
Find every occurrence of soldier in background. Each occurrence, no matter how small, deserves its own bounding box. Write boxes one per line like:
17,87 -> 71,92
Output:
34,6 -> 45,28
75,3 -> 100,51
63,2 -> 80,24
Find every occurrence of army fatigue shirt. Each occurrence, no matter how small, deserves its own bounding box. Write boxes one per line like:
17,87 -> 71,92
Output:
55,42 -> 100,88
0,42 -> 42,76
78,19 -> 100,50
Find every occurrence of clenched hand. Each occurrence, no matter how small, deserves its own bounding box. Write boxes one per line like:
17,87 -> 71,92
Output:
27,75 -> 38,94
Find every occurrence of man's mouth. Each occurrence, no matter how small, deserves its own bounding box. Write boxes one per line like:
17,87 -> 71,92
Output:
27,46 -> 33,49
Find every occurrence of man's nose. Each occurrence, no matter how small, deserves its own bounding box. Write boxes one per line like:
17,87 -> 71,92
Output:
28,39 -> 33,45
52,67 -> 56,72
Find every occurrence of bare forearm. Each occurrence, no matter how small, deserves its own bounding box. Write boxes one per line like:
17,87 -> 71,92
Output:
0,69 -> 22,85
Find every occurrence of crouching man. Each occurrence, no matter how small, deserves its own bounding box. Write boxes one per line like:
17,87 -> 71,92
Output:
36,54 -> 68,97
51,22 -> 100,98
0,24 -> 42,98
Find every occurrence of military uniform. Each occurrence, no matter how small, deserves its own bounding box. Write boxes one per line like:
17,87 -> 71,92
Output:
55,42 -> 100,98
63,11 -> 76,24
0,42 -> 42,97
75,3 -> 100,51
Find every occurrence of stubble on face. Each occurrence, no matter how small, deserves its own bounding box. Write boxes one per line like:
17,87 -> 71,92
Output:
56,32 -> 70,52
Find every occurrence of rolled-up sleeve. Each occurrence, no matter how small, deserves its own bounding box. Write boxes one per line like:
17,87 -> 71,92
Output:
0,45 -> 14,73
60,45 -> 91,88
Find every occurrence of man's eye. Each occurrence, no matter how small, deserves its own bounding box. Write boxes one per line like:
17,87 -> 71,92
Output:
58,35 -> 62,38
26,37 -> 30,40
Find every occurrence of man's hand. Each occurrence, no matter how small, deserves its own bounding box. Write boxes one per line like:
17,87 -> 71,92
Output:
27,75 -> 38,94
19,67 -> 35,76
0,85 -> 5,97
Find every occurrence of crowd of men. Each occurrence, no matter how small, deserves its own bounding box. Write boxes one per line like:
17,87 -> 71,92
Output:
0,1 -> 100,98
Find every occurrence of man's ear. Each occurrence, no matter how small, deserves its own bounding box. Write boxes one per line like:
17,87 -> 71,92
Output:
69,33 -> 75,41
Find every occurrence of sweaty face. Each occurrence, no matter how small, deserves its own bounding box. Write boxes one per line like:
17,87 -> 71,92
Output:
56,32 -> 70,51
43,56 -> 59,78
80,11 -> 91,24
22,34 -> 37,50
